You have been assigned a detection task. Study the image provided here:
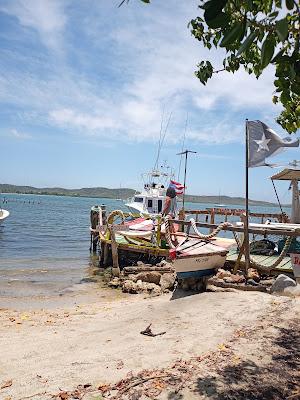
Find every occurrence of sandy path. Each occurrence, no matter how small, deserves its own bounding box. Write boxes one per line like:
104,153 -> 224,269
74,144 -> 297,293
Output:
0,289 -> 298,399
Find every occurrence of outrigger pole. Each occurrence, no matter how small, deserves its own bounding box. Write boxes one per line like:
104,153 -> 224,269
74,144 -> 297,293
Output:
177,149 -> 197,210
244,119 -> 250,274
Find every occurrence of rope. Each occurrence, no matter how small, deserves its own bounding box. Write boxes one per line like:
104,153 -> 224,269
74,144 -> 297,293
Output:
107,209 -> 125,225
233,231 -> 294,271
164,216 -> 176,249
189,218 -> 232,240
249,236 -> 293,271
188,218 -> 295,271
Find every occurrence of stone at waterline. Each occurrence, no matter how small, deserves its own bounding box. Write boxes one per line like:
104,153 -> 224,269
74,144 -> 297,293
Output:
159,273 -> 176,291
270,274 -> 296,294
108,277 -> 122,288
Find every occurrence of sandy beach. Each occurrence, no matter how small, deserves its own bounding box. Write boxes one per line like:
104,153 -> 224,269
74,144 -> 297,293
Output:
0,284 -> 299,400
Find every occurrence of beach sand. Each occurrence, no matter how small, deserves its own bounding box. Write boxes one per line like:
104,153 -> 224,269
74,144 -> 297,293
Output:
0,284 -> 299,400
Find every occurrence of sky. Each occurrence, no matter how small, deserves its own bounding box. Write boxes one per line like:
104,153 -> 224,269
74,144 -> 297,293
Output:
0,0 -> 299,202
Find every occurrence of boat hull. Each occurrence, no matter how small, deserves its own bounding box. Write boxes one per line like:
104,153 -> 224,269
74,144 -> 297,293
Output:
173,253 -> 227,274
0,209 -> 9,221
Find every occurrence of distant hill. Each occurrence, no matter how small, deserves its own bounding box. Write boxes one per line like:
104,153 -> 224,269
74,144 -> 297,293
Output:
184,194 -> 279,207
0,184 -> 135,200
0,184 -> 282,207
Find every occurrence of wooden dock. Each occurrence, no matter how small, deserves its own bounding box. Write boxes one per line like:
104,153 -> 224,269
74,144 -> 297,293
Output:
226,248 -> 293,274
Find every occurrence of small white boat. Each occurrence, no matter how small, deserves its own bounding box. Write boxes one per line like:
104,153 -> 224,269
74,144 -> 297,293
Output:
171,237 -> 235,279
0,209 -> 9,222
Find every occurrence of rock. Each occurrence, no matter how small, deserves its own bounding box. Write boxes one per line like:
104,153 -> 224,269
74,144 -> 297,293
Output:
156,260 -> 175,271
122,280 -> 138,294
248,268 -> 260,282
127,274 -> 138,282
224,274 -> 246,284
135,271 -> 162,285
159,273 -> 176,291
156,260 -> 168,267
136,261 -> 152,268
136,261 -> 144,267
108,277 -> 121,288
283,284 -> 300,297
270,274 -> 296,294
247,278 -> 259,286
145,283 -> 161,296
216,269 -> 232,279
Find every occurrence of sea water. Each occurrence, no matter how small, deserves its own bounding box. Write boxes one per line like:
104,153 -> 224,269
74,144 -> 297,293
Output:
0,193 -> 287,298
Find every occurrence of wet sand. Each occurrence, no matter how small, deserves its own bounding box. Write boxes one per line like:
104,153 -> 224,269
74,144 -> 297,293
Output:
1,284 -> 299,400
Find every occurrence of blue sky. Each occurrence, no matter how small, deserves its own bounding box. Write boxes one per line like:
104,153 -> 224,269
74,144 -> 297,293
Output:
0,0 -> 299,202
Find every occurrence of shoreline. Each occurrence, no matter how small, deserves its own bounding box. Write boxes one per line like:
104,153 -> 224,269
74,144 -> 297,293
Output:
0,191 -> 287,207
1,284 -> 299,399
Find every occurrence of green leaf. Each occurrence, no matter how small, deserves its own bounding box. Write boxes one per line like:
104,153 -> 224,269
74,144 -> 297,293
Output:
203,0 -> 228,22
271,48 -> 285,63
220,23 -> 244,47
206,12 -> 230,28
269,11 -> 279,18
237,31 -> 257,56
285,0 -> 294,9
140,0 -> 150,2
261,34 -> 276,68
276,18 -> 289,41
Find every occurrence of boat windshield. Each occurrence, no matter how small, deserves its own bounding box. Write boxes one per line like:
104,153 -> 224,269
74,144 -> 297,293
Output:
134,197 -> 144,203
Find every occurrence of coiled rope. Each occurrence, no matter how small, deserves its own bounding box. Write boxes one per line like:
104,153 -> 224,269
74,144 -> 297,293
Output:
189,218 -> 232,240
164,216 -> 176,249
234,233 -> 294,271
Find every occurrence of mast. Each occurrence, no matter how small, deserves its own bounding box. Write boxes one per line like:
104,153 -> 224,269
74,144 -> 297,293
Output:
177,149 -> 197,210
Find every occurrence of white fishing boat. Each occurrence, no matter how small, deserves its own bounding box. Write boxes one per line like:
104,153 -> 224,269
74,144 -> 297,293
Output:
0,208 -> 9,222
170,236 -> 235,278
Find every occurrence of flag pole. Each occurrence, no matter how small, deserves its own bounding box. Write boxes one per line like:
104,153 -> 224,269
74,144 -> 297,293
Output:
244,119 -> 250,276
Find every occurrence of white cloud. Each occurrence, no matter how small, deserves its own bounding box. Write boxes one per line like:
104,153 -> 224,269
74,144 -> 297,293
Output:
0,0 -> 66,51
50,108 -> 118,132
10,128 -> 32,139
0,0 -> 285,146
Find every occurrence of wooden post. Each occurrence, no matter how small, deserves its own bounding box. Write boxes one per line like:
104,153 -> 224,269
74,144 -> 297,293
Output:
210,209 -> 215,233
110,226 -> 120,277
178,208 -> 185,232
102,242 -> 110,266
156,216 -> 162,247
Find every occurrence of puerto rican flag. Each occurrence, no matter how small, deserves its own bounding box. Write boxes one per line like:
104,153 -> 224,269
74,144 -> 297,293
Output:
170,180 -> 184,195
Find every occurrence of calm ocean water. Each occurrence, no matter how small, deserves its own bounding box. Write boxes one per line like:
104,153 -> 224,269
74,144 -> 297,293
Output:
0,193 -> 288,297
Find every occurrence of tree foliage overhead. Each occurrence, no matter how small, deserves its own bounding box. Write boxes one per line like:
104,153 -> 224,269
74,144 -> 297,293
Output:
190,0 -> 300,133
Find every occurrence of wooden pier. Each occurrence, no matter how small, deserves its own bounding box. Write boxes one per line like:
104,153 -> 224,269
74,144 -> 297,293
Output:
90,206 -> 299,278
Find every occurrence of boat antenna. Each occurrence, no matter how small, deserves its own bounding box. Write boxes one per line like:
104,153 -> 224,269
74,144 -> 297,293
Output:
178,112 -> 188,181
154,111 -> 172,171
176,149 -> 197,210
154,108 -> 165,171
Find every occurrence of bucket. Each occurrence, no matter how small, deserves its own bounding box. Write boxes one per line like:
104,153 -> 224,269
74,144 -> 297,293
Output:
290,253 -> 300,278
